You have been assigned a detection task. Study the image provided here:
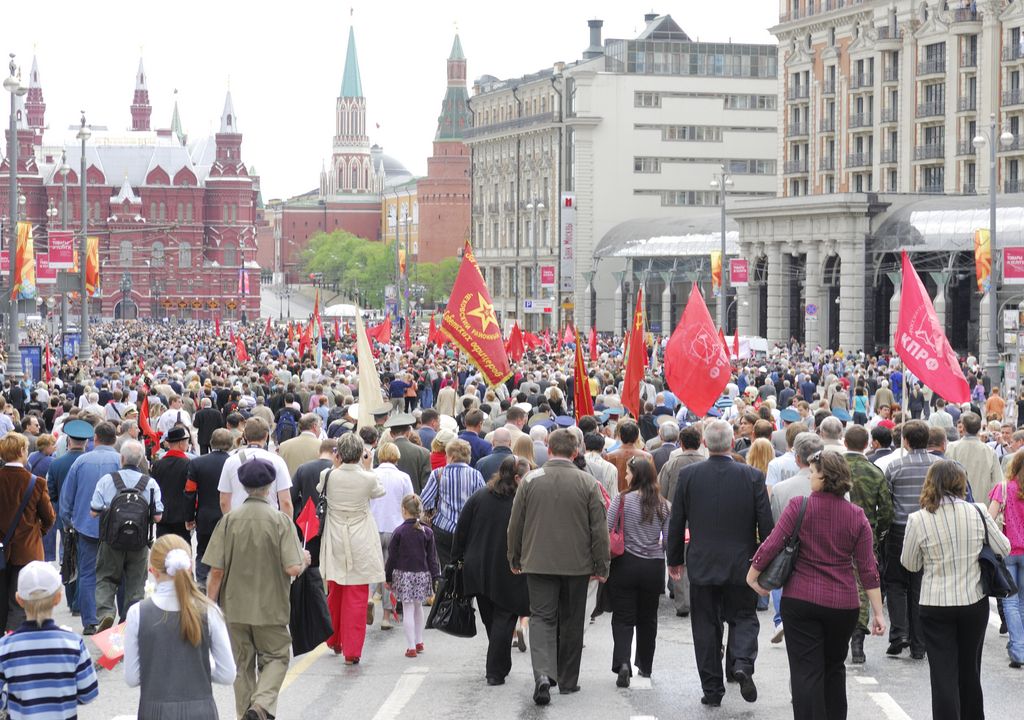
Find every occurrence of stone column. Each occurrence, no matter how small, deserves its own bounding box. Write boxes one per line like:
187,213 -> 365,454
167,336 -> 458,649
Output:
766,244 -> 790,345
804,242 -> 821,350
612,270 -> 626,337
838,240 -> 867,351
927,271 -> 951,330
660,271 -> 674,335
886,271 -> 902,349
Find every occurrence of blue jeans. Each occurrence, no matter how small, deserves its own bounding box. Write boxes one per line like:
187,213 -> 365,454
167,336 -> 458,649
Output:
76,535 -> 99,628
1003,554 -> 1024,662
42,524 -> 57,562
772,588 -> 782,627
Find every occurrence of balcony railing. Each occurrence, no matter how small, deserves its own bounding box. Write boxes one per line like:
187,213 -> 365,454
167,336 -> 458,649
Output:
1003,88 -> 1024,106
877,26 -> 902,41
881,107 -> 898,123
849,112 -> 873,128
846,152 -> 871,168
1002,137 -> 1024,152
820,117 -> 835,132
917,58 -> 946,75
819,156 -> 835,171
914,143 -> 945,160
921,183 -> 945,194
850,73 -> 874,89
957,95 -> 977,111
962,182 -> 977,195
784,158 -> 809,174
787,85 -> 810,101
1003,45 -> 1024,62
880,147 -> 898,163
961,51 -> 978,67
1007,179 -> 1024,193
486,202 -> 499,213
953,7 -> 979,22
957,140 -> 975,156
916,101 -> 946,117
822,79 -> 836,95
883,66 -> 899,82
786,122 -> 809,137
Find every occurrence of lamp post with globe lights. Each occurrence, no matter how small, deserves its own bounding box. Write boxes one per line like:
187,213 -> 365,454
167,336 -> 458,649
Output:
4,54 -> 27,379
76,112 -> 91,368
973,113 -> 1015,391
710,166 -> 734,334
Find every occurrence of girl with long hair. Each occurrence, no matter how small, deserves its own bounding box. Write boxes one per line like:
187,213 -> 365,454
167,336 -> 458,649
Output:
124,535 -> 235,718
746,438 -> 775,477
607,456 -> 671,688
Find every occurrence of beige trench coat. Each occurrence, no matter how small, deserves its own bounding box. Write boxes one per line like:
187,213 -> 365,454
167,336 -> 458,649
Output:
317,463 -> 387,585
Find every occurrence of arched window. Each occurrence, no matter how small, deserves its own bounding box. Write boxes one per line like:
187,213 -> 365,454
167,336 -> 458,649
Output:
93,202 -> 101,220
185,203 -> 193,222
177,203 -> 184,222
120,240 -> 133,265
351,165 -> 359,190
223,244 -> 237,267
150,202 -> 156,220
178,242 -> 191,268
151,241 -> 165,267
159,202 -> 166,221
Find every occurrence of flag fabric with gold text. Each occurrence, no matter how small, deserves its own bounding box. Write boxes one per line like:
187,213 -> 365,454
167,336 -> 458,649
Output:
574,329 -> 594,421
441,242 -> 511,387
621,288 -> 646,419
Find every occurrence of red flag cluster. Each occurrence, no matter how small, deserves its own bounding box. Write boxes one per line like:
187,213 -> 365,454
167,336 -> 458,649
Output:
366,315 -> 392,344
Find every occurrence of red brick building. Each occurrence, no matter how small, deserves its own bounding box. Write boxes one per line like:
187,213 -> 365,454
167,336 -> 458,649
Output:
416,35 -> 472,263
1,56 -> 262,321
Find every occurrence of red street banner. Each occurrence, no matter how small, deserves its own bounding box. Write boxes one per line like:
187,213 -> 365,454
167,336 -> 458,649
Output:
621,288 -> 647,419
664,283 -> 731,417
894,252 -> 970,403
48,230 -> 75,269
441,242 -> 512,387
36,253 -> 57,285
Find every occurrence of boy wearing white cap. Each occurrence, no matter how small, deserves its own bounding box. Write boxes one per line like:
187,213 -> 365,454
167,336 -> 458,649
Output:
0,561 -> 98,718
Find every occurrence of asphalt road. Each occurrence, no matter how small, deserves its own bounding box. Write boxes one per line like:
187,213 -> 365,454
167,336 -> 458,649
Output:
62,589 -> 1021,720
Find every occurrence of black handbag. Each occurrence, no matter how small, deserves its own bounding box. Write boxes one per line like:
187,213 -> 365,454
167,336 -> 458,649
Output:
289,566 -> 333,655
60,528 -> 78,584
426,562 -> 477,638
757,496 -> 808,591
973,503 -> 1018,599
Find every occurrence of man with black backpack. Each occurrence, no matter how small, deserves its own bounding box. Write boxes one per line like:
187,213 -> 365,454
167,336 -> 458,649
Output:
89,439 -> 162,631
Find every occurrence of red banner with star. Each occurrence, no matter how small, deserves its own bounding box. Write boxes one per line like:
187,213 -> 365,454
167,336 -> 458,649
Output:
441,242 -> 511,387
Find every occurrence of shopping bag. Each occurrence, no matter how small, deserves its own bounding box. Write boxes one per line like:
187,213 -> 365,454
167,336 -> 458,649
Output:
91,621 -> 128,670
425,563 -> 476,638
289,566 -> 333,655
60,529 -> 78,584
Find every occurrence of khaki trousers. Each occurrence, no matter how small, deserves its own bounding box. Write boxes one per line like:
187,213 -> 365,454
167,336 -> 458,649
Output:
227,622 -> 291,719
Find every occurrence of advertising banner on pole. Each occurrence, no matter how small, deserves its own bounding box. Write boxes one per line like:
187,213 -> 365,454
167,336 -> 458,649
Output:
559,193 -> 576,293
48,230 -> 75,269
540,266 -> 556,288
729,258 -> 750,287
1005,248 -> 1024,284
36,253 -> 57,284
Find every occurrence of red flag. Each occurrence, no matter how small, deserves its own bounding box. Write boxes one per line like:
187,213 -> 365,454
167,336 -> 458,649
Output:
663,284 -> 731,417
621,288 -> 647,419
366,315 -> 392,343
589,326 -> 598,362
895,251 -> 970,402
718,327 -> 728,354
138,393 -> 162,449
298,321 -> 312,358
541,329 -> 551,354
428,314 -> 438,346
562,323 -> 574,347
440,242 -> 512,387
505,322 -> 525,362
288,321 -> 294,345
44,344 -> 52,382
265,316 -> 272,337
235,335 -> 250,362
296,497 -> 320,543
574,329 -> 594,421
403,322 -> 411,351
215,316 -> 221,337
523,331 -> 540,350
229,327 -> 235,344
556,326 -> 564,353
334,317 -> 341,341
733,328 -> 740,359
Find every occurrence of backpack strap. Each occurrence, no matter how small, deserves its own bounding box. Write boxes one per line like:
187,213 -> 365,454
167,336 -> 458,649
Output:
111,471 -> 126,493
133,473 -> 150,493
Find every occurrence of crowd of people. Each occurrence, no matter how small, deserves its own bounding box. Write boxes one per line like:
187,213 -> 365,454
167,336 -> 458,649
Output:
0,317 -> 1019,719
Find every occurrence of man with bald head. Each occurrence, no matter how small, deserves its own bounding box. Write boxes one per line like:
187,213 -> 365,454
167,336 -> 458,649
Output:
475,427 -> 513,482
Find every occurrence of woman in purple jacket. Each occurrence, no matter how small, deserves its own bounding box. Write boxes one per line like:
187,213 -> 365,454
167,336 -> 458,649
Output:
746,450 -> 886,720
385,494 -> 441,658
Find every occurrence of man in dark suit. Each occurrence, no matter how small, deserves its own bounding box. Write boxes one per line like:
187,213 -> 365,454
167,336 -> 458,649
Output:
475,428 -> 513,482
193,397 -> 225,455
184,428 -> 232,589
650,420 -> 679,473
667,419 -> 773,709
384,413 -> 432,493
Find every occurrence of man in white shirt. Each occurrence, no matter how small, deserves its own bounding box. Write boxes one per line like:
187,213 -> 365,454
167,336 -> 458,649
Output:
766,423 -> 802,488
218,417 -> 293,514
156,395 -> 193,435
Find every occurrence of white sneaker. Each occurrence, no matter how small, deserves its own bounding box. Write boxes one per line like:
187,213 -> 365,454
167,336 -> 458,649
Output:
771,624 -> 785,644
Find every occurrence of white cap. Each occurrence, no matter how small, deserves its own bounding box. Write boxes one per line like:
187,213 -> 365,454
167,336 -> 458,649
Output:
17,561 -> 62,598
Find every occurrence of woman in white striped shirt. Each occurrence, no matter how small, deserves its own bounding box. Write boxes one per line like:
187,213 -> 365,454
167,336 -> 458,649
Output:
901,459 -> 1010,720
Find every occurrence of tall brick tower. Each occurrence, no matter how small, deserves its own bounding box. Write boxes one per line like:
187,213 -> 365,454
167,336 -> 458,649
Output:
25,55 -> 45,146
130,57 -> 151,131
417,33 -> 472,263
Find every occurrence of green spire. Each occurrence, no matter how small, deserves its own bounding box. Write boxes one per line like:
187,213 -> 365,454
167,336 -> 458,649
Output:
450,33 -> 465,60
170,96 -> 184,144
341,26 -> 363,98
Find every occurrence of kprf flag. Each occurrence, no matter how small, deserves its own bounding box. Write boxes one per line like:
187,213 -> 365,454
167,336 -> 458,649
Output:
664,283 -> 730,417
574,329 -> 594,421
12,222 -> 36,300
441,242 -> 511,387
894,252 -> 970,403
621,288 -> 646,419
975,229 -> 992,293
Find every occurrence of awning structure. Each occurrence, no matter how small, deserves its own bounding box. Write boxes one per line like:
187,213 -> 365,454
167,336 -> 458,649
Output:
593,214 -> 740,259
871,195 -> 1024,254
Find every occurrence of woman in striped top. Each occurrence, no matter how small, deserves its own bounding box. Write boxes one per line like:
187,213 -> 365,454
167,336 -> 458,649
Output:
901,460 -> 1010,720
606,456 -> 671,689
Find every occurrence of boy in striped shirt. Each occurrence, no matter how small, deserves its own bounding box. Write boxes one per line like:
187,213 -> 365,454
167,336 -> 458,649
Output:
0,562 -> 98,719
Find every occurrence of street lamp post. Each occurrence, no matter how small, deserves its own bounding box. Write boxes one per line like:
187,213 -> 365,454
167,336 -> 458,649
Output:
119,271 -> 132,320
76,112 -> 91,368
526,197 -> 545,330
973,113 -> 1015,391
4,54 -> 26,380
710,166 -> 734,333
59,150 -> 69,339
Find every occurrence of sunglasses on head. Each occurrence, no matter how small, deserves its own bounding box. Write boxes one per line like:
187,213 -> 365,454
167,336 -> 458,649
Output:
808,450 -> 823,464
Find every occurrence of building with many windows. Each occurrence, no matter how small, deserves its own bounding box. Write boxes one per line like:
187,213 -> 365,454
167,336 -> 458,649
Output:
467,14 -> 778,333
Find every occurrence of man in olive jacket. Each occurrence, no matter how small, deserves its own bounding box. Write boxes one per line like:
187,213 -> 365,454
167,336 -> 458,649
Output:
507,429 -> 610,707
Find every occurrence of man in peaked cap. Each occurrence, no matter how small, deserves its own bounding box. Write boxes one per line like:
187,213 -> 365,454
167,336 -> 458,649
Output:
380,412 -> 431,493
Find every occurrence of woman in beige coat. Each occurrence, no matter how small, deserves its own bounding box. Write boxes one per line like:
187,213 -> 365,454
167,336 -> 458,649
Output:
318,433 -> 386,664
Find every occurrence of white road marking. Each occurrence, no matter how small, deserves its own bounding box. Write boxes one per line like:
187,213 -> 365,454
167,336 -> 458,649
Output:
869,692 -> 914,720
370,667 -> 429,720
630,676 -> 653,690
855,676 -> 879,685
